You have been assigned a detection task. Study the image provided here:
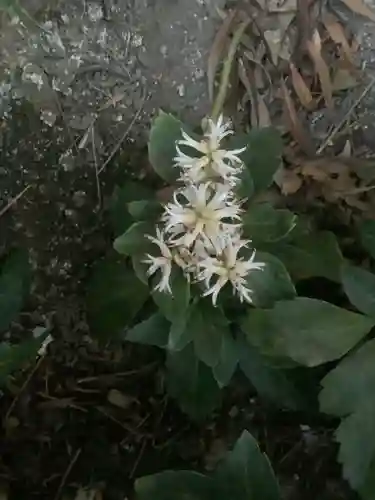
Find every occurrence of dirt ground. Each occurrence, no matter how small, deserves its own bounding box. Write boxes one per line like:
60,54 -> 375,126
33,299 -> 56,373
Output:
1,0 -> 374,498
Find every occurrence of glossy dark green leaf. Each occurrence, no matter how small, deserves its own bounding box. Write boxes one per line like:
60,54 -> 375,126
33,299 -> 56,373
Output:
135,431 -> 279,500
212,333 -> 239,388
342,265 -> 375,318
125,313 -> 170,347
273,231 -> 343,282
152,270 -> 190,323
0,331 -> 49,386
359,219 -> 375,260
241,298 -> 374,367
335,402 -> 375,491
241,127 -> 283,194
110,181 -> 153,235
246,252 -> 296,308
190,302 -> 228,368
132,254 -> 149,285
320,338 -> 375,417
148,111 -> 184,182
135,471 -> 214,500
359,462 -> 375,500
320,338 -> 375,498
113,221 -> 154,256
127,200 -> 162,221
0,249 -> 30,333
166,344 -> 221,420
238,334 -> 308,411
242,203 -> 297,244
212,430 -> 281,500
236,166 -> 255,199
86,254 -> 148,339
168,314 -> 192,351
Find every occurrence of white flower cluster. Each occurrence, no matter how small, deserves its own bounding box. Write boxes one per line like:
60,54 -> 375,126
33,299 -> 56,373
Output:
144,116 -> 264,306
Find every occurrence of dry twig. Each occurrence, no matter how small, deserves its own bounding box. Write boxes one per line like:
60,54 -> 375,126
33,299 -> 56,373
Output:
317,77 -> 375,154
0,185 -> 31,218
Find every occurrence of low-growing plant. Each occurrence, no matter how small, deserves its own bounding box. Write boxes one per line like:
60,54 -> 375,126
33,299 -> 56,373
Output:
135,429 -> 281,500
87,109 -> 374,447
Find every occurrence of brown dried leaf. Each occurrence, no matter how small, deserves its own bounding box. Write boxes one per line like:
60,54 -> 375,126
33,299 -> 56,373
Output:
339,139 -> 352,157
281,80 -> 315,154
332,68 -> 358,91
238,57 -> 254,101
257,95 -> 271,128
290,62 -> 313,108
274,166 -> 303,195
208,10 -> 237,102
307,30 -> 333,109
322,13 -> 354,65
255,0 -> 297,12
339,0 -> 375,22
238,58 -> 269,128
264,27 -> 292,64
300,158 -> 351,181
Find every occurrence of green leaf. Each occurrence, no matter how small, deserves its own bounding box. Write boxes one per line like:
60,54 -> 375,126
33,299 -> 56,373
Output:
135,471 -> 214,500
273,231 -> 343,282
246,252 -> 296,308
359,462 -> 375,500
237,334 -> 308,411
320,338 -> 375,417
236,166 -> 255,199
0,331 -> 49,386
190,301 -> 228,368
86,254 -> 148,339
110,181 -> 153,235
125,313 -> 170,347
0,249 -> 30,333
166,343 -> 221,420
127,200 -> 162,221
152,270 -> 190,323
320,338 -> 375,498
113,221 -> 153,256
148,111 -> 184,182
242,203 -> 297,244
335,402 -> 375,491
168,313 -> 192,351
241,128 -> 283,194
359,219 -> 375,260
241,298 -> 374,367
132,254 -> 149,285
212,430 -> 280,500
212,333 -> 239,388
135,432 -> 279,500
342,265 -> 375,318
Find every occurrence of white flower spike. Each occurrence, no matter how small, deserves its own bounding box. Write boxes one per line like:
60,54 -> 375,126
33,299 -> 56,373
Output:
143,113 -> 265,306
198,238 -> 265,306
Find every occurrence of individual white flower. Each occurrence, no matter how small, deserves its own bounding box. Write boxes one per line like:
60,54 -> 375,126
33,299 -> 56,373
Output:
143,227 -> 174,293
162,183 -> 242,249
198,237 -> 265,306
174,115 -> 246,184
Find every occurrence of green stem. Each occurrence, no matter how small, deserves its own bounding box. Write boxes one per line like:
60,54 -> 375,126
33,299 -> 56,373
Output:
211,20 -> 250,121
